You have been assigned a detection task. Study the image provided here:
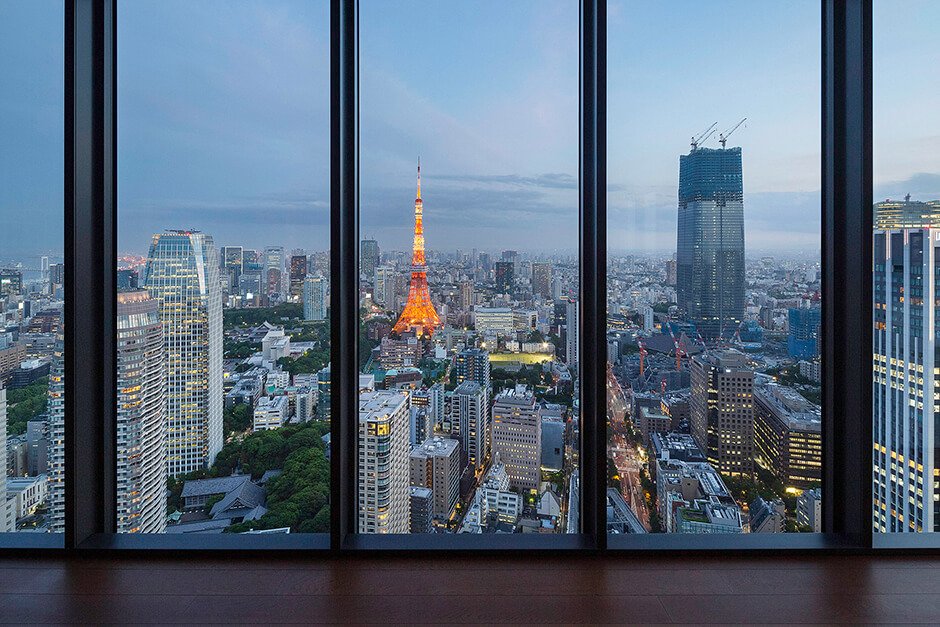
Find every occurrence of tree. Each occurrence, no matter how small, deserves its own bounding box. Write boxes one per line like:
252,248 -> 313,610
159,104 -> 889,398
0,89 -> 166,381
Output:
223,403 -> 252,437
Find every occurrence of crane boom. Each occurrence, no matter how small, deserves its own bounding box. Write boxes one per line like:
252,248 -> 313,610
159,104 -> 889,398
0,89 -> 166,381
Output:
690,121 -> 718,151
719,117 -> 747,148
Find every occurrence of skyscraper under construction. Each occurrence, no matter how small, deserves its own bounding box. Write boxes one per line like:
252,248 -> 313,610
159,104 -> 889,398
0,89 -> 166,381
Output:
676,145 -> 745,339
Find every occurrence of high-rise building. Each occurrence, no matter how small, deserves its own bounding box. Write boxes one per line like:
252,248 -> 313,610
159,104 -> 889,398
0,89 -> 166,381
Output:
303,275 -> 328,321
453,381 -> 489,473
458,280 -> 474,311
787,307 -> 821,360
264,246 -> 284,299
531,263 -> 552,299
393,161 -> 442,337
360,239 -> 380,280
144,230 -> 223,477
409,436 -> 460,520
753,383 -> 822,489
374,265 -> 396,309
690,350 -> 754,478
220,246 -> 243,295
566,298 -> 579,368
0,269 -> 23,297
47,325 -> 65,533
117,269 -> 139,290
317,364 -> 331,420
666,253 -> 678,287
358,390 -> 410,534
455,347 -> 490,395
116,290 -> 166,534
289,253 -> 308,300
49,263 -> 65,290
873,198 -> 940,532
491,385 -> 542,492
494,261 -> 514,294
676,146 -> 745,339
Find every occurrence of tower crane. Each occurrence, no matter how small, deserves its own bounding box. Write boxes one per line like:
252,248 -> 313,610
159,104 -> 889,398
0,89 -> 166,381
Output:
690,122 -> 718,151
719,117 -> 747,148
638,338 -> 648,377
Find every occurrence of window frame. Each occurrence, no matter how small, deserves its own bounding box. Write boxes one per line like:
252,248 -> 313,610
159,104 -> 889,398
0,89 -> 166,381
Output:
3,0 -> 926,554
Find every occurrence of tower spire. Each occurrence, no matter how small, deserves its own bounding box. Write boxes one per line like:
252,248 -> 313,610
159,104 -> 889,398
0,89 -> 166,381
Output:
393,158 -> 441,338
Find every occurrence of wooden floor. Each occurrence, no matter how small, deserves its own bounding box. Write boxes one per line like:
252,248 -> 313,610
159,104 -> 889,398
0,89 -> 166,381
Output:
0,554 -> 938,624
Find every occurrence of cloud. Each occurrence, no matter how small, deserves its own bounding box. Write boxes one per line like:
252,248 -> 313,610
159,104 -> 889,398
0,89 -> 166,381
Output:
875,172 -> 940,202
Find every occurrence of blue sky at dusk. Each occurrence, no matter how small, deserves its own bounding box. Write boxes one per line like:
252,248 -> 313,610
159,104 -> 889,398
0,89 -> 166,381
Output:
2,1 -> 940,258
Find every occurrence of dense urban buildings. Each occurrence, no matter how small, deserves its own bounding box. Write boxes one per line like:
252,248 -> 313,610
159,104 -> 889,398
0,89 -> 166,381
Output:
144,231 -> 223,477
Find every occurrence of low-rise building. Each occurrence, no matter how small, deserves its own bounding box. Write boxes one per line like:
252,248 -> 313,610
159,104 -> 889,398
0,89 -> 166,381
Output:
749,497 -> 786,533
253,395 -> 289,431
797,487 -> 822,532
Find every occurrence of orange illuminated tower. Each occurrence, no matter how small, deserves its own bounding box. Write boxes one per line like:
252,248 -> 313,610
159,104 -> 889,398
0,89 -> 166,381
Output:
393,159 -> 442,337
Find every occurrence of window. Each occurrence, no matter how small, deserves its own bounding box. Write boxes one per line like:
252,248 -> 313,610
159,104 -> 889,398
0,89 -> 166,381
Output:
116,0 -> 331,535
0,1 -> 65,538
607,0 -> 823,536
872,0 -> 940,535
357,0 -> 580,536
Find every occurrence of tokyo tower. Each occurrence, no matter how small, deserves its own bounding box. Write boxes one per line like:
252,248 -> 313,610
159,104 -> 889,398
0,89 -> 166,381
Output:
392,159 -> 442,337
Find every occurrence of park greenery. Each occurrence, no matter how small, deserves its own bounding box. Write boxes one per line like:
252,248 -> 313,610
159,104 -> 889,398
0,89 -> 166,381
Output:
167,420 -> 331,533
5,377 -> 49,436
224,303 -> 304,327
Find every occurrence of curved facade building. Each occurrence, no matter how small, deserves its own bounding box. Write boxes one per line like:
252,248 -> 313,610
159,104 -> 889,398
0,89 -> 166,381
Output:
117,290 -> 166,533
144,231 -> 223,477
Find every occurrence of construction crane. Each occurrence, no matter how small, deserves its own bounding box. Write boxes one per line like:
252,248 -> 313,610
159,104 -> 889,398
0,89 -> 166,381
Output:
719,117 -> 747,148
666,326 -> 683,372
690,122 -> 718,151
638,338 -> 648,377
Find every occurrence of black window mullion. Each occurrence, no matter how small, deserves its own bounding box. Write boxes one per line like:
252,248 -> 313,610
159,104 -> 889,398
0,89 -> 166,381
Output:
821,0 -> 872,546
330,0 -> 358,551
580,0 -> 606,549
65,0 -> 116,549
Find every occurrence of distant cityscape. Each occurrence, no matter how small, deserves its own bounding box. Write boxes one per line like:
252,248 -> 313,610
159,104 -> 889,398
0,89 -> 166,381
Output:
6,134 -> 936,537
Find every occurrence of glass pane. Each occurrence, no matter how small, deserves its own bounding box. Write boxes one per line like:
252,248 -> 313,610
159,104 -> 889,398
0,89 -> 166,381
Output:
358,0 -> 580,535
0,1 -> 65,536
117,0 -> 330,535
872,1 -> 940,534
607,0 -> 822,535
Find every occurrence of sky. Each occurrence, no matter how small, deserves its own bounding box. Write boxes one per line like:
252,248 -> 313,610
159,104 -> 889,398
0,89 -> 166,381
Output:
2,1 -> 939,258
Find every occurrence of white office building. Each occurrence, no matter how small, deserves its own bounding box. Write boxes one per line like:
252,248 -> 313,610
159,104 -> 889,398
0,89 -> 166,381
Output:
254,395 -> 289,431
